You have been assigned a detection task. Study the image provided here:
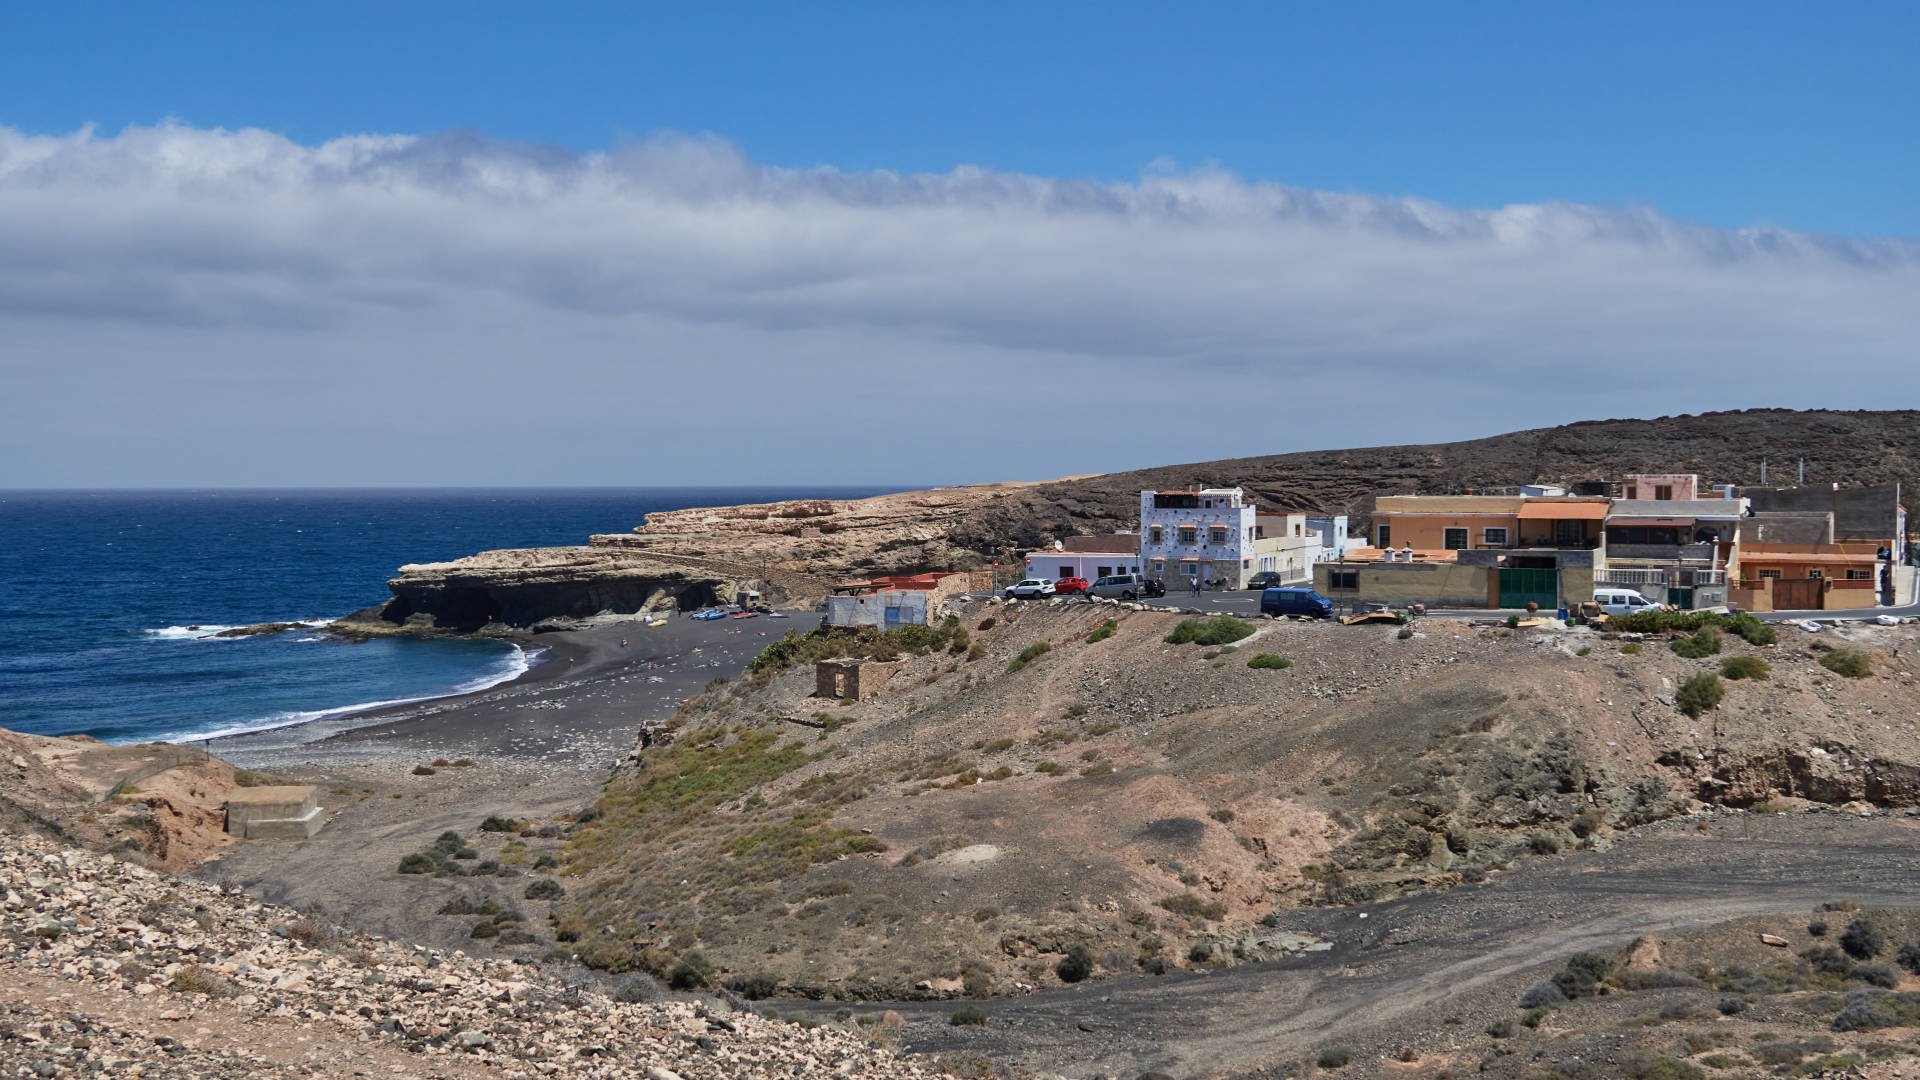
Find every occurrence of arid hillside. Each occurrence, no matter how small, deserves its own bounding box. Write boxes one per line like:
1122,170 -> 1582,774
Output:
539,599 -> 1920,1005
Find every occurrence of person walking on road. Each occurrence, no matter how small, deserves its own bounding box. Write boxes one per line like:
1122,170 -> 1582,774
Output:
1191,574 -> 1202,597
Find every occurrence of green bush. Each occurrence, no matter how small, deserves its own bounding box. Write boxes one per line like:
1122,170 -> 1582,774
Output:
1669,627 -> 1722,658
1505,615 -> 1521,629
1609,609 -> 1774,644
1316,1046 -> 1353,1069
1157,893 -> 1227,921
1720,655 -> 1771,680
1841,917 -> 1886,960
1056,944 -> 1095,983
1246,653 -> 1292,670
1821,650 -> 1873,678
1188,941 -> 1213,963
1164,616 -> 1255,646
1007,641 -> 1052,673
950,1004 -> 987,1026
1620,642 -> 1643,655
479,815 -> 523,833
397,853 -> 434,874
1086,619 -> 1117,643
524,877 -> 565,901
1676,672 -> 1724,717
666,952 -> 712,990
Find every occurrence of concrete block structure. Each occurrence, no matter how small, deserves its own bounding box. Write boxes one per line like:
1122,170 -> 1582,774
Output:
1026,534 -> 1143,583
825,572 -> 969,627
225,785 -> 323,840
815,657 -> 900,701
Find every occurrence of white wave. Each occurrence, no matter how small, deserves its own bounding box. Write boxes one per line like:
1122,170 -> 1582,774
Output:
146,643 -> 542,745
293,636 -> 323,643
144,625 -> 240,640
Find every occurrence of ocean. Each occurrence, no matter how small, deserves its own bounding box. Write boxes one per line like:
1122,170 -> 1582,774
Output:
0,488 -> 892,745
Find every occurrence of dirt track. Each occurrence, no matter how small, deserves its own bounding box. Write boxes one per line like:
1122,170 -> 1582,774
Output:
880,811 -> 1920,1078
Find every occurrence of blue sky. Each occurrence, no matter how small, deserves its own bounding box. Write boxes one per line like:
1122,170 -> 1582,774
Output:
5,1 -> 1914,236
0,4 -> 1916,487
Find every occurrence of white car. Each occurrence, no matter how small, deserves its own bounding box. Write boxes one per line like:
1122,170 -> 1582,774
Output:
1593,588 -> 1659,616
1004,578 -> 1056,599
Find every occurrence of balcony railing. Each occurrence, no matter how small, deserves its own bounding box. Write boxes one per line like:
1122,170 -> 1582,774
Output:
1595,568 -> 1667,587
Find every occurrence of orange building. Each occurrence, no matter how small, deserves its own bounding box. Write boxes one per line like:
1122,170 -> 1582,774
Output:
1733,543 -> 1881,611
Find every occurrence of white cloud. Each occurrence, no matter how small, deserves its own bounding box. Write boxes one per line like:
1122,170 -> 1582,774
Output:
0,121 -> 1914,486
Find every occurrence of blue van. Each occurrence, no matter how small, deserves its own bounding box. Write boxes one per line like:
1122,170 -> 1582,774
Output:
1260,587 -> 1334,618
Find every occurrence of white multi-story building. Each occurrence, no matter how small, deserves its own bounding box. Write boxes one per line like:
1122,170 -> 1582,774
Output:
1140,488 -> 1259,588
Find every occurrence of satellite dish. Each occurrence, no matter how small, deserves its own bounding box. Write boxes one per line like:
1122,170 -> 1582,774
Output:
1054,539 -> 1064,550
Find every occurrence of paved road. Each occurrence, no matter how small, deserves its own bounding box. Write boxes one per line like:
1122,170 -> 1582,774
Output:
966,589 -> 1920,624
851,814 -> 1920,1079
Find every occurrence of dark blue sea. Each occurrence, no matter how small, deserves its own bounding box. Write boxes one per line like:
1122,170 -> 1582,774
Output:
0,488 -> 892,745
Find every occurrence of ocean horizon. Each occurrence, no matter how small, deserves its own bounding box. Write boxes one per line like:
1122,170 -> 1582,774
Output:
0,486 -> 897,745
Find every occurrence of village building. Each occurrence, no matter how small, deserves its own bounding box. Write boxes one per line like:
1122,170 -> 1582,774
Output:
1598,486 -> 1745,608
1253,512 -> 1324,584
1319,495 -> 1608,610
1024,533 -> 1143,583
824,572 -> 969,627
1139,487 -> 1260,588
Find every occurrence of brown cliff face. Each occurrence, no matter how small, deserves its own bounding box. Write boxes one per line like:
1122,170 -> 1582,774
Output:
377,409 -> 1919,628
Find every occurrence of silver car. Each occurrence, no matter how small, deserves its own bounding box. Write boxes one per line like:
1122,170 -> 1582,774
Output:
1088,573 -> 1147,600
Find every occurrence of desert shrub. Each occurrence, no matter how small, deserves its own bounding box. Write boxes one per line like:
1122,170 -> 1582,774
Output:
1527,832 -> 1562,855
1034,761 -> 1062,774
1519,978 -> 1568,1009
1397,626 -> 1415,640
613,972 -> 663,1002
432,831 -> 464,852
950,1004 -> 987,1026
1575,645 -> 1590,655
666,952 -> 712,990
1551,952 -> 1614,999
1569,810 -> 1602,838
1855,963 -> 1899,988
1246,653 -> 1292,670
1807,946 -> 1855,975
397,853 -> 434,874
170,964 -> 233,996
1505,615 -> 1521,629
1164,616 -> 1255,646
1670,627 -> 1722,659
1675,672 -> 1724,717
1719,655 -> 1771,680
1717,995 -> 1747,1015
1158,893 -> 1226,921
431,758 -> 451,767
532,854 -> 559,870
1620,642 -> 1643,655
525,877 -> 565,901
1658,1000 -> 1696,1021
1841,917 -> 1886,959
966,643 -> 986,661
1809,920 -> 1829,937
479,815 -> 523,832
1316,1046 -> 1353,1069
1056,944 -> 1095,983
452,846 -> 478,860
1522,1005 -> 1551,1028
1821,650 -> 1873,678
1188,942 -> 1213,963
411,765 -> 436,776
726,972 -> 780,1000
1007,641 -> 1051,673
1210,808 -> 1236,823
469,921 -> 500,939
1486,1019 -> 1515,1038
1895,942 -> 1920,974
1086,619 -> 1117,643
1832,991 -> 1898,1032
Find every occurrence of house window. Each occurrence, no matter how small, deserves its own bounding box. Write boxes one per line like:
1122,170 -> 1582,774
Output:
1483,527 -> 1509,547
1059,565 -> 1074,579
1294,523 -> 1302,536
1443,527 -> 1469,550
1555,519 -> 1582,547
1654,485 -> 1673,500
1096,566 -> 1112,579
1152,560 -> 1164,573
1210,527 -> 1228,544
1758,569 -> 1781,581
1808,569 -> 1823,580
1178,527 -> 1197,544
1242,559 -> 1250,569
1255,525 -> 1266,539
1847,569 -> 1873,580
1149,526 -> 1163,545
1328,570 -> 1359,590
1625,486 -> 1638,499
1377,524 -> 1391,547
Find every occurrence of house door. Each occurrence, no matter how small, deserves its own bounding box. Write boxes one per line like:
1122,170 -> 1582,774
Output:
1498,568 -> 1558,610
1666,587 -> 1694,609
1773,578 -> 1822,610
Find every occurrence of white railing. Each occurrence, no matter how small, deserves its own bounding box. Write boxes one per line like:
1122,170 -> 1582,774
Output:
1595,568 -> 1667,587
1679,569 -> 1727,586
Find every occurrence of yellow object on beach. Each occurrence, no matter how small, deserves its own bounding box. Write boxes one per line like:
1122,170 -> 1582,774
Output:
647,619 -> 667,627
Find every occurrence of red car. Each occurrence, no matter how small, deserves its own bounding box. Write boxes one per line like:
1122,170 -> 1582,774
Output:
1052,576 -> 1090,595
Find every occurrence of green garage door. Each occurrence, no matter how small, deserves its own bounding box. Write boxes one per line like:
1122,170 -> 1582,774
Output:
1498,568 -> 1558,610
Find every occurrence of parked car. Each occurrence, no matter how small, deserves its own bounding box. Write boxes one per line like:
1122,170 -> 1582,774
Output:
1593,588 -> 1659,616
1260,587 -> 1334,618
1004,578 -> 1056,599
1246,571 -> 1287,590
1052,576 -> 1091,595
1089,573 -> 1149,600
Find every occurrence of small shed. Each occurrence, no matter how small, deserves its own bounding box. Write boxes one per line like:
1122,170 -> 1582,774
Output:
815,657 -> 899,701
225,785 -> 324,840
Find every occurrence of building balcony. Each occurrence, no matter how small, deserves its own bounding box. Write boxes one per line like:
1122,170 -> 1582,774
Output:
1604,542 -> 1716,563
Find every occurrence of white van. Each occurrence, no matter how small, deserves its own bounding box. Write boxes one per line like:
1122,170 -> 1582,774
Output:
1593,588 -> 1659,616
